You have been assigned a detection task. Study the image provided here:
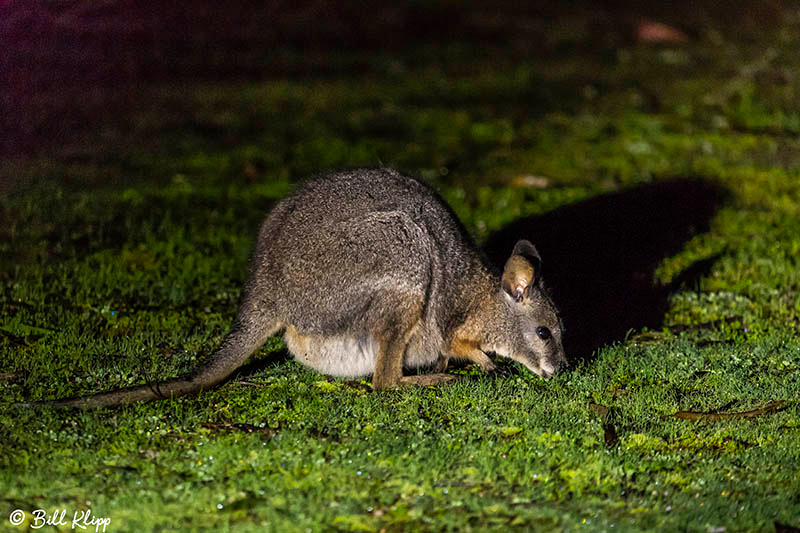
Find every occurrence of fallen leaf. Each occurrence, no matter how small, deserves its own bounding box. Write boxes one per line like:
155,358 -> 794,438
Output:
635,20 -> 688,44
589,403 -> 618,447
604,423 -> 619,447
511,174 -> 550,188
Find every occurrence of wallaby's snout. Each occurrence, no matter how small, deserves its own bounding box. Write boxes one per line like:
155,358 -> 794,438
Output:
511,328 -> 567,379
534,323 -> 568,378
536,342 -> 568,378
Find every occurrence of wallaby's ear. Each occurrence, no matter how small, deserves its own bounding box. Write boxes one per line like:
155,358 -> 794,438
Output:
502,240 -> 542,302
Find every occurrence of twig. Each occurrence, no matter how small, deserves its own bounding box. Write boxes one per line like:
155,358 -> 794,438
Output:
667,401 -> 785,421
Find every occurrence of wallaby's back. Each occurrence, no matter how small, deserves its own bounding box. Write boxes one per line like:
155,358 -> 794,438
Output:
252,168 -> 487,336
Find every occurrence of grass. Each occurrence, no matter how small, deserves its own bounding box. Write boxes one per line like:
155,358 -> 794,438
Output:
2,3 -> 800,532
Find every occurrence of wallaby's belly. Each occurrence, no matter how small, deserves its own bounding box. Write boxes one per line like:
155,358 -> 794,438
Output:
284,325 -> 441,378
284,326 -> 378,377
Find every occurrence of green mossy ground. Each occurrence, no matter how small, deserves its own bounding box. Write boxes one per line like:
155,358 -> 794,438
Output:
2,4 -> 800,532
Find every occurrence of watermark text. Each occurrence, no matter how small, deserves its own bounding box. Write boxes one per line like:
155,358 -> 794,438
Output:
9,508 -> 111,532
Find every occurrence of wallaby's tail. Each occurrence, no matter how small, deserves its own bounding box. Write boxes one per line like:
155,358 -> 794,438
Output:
18,306 -> 281,409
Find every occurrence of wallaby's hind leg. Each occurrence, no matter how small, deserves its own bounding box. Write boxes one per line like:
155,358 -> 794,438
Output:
371,295 -> 421,390
370,296 -> 457,390
373,338 -> 457,388
372,336 -> 406,390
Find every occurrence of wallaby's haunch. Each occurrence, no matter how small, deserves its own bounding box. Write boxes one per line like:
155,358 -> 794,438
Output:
34,168 -> 567,408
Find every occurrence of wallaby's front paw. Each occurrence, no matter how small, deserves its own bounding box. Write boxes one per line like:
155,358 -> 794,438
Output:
489,364 -> 512,379
480,359 -> 497,374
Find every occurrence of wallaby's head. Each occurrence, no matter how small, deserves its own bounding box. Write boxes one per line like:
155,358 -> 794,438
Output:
482,240 -> 567,378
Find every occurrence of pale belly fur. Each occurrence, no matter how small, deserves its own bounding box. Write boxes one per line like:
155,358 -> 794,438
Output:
283,325 -> 440,377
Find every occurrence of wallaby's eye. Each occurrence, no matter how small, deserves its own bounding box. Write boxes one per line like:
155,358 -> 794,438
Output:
536,326 -> 552,341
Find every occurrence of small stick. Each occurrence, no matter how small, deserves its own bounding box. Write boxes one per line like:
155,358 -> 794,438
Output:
667,401 -> 785,421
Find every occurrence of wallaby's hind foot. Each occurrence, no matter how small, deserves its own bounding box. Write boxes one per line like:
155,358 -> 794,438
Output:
398,374 -> 459,387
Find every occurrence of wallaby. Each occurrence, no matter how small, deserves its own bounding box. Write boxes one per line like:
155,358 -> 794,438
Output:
26,168 -> 567,408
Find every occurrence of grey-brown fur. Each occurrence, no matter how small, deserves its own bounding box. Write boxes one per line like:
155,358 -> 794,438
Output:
28,168 -> 566,408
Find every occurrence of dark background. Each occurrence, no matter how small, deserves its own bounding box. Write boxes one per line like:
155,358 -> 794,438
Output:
1,0 -> 788,158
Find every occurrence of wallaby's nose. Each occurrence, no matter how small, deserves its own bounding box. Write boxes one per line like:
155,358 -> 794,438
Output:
539,361 -> 556,378
540,358 -> 567,378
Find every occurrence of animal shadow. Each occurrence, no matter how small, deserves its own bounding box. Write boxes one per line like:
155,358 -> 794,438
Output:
484,178 -> 725,363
